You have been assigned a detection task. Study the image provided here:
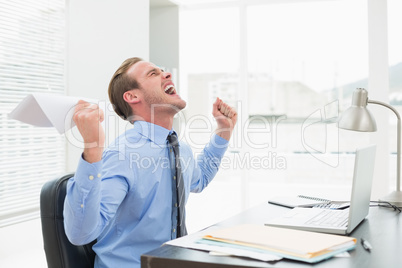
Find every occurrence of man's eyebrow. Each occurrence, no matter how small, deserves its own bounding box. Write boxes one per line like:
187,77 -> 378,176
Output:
146,67 -> 157,76
146,67 -> 163,76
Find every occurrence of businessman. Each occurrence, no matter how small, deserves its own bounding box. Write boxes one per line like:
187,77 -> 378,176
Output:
63,57 -> 237,268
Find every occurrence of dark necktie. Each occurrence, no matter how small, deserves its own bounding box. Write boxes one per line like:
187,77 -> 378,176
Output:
167,133 -> 187,237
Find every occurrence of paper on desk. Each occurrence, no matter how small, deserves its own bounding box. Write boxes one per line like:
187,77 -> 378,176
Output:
9,93 -> 99,134
203,224 -> 356,259
165,228 -> 281,262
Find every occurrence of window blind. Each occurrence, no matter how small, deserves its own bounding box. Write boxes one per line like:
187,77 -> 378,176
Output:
0,0 -> 65,227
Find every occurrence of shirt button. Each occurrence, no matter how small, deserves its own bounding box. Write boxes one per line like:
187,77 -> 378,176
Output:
173,228 -> 176,233
89,175 -> 94,180
175,203 -> 178,207
173,176 -> 176,180
80,204 -> 84,208
97,173 -> 101,178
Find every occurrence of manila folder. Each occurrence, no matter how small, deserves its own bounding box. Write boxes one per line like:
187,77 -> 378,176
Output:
203,224 -> 356,259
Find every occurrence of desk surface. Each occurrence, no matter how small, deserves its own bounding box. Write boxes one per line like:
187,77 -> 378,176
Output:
141,202 -> 402,268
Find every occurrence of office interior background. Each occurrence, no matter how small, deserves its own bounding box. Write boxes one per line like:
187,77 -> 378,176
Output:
0,0 -> 400,266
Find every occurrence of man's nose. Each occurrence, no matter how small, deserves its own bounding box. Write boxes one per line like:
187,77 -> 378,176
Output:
163,71 -> 171,79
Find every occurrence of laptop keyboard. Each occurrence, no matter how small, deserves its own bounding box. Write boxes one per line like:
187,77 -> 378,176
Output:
305,209 -> 349,227
313,202 -> 350,209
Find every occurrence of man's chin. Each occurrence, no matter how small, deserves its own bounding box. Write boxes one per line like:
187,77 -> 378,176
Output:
150,102 -> 186,114
178,100 -> 187,110
172,99 -> 187,111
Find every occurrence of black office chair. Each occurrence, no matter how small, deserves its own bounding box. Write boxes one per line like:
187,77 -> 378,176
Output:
40,173 -> 96,268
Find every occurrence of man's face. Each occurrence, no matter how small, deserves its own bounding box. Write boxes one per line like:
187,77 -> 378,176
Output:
127,61 -> 187,115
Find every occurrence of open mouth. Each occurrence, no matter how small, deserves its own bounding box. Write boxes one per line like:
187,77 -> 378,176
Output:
164,84 -> 176,95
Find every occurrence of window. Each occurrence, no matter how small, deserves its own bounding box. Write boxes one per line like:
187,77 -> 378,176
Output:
387,0 -> 402,191
0,0 -> 65,227
179,6 -> 243,231
180,0 -> 371,232
246,0 -> 369,205
388,0 -> 402,106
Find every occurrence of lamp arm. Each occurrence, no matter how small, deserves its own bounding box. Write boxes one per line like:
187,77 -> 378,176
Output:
368,99 -> 401,191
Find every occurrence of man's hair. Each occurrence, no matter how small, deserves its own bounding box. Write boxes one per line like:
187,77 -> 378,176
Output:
108,57 -> 143,121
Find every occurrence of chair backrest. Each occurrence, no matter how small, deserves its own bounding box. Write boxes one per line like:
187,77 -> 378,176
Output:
40,173 -> 96,268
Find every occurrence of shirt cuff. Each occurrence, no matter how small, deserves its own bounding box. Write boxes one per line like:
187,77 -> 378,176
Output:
74,154 -> 103,190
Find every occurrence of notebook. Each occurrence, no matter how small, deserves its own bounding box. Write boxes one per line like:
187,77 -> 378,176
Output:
268,195 -> 331,208
265,144 -> 376,235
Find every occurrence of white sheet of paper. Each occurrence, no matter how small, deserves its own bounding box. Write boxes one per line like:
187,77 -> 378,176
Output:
165,228 -> 281,262
8,93 -> 98,134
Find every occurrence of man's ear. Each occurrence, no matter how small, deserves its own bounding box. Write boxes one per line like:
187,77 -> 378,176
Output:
123,90 -> 141,104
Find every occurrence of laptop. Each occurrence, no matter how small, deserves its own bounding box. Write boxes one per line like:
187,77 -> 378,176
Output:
265,144 -> 376,235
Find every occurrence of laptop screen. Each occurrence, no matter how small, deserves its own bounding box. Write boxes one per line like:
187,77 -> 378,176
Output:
347,144 -> 376,232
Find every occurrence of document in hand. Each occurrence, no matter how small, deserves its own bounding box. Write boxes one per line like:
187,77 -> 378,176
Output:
201,224 -> 356,263
9,93 -> 98,134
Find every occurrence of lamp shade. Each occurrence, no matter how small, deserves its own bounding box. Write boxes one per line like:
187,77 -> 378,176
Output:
338,88 -> 377,132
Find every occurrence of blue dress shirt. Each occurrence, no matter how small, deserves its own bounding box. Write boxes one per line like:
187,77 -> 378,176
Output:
63,121 -> 228,268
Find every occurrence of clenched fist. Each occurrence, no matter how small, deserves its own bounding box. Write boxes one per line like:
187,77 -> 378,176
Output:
73,100 -> 105,163
212,97 -> 238,141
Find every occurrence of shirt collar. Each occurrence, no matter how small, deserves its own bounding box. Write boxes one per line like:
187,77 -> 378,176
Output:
133,121 -> 172,147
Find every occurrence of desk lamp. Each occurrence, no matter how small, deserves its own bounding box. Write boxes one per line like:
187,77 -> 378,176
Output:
338,88 -> 402,207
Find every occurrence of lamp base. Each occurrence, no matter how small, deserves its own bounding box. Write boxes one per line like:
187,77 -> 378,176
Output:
379,191 -> 402,208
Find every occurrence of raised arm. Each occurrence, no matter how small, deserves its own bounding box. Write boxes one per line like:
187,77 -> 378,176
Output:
189,98 -> 237,193
64,100 -> 118,245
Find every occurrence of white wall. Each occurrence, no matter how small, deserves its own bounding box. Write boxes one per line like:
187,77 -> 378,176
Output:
150,5 -> 182,131
65,0 -> 150,171
150,5 -> 179,70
